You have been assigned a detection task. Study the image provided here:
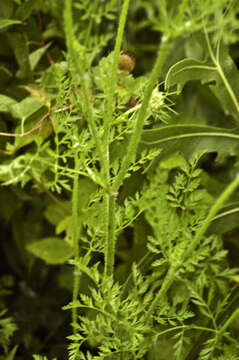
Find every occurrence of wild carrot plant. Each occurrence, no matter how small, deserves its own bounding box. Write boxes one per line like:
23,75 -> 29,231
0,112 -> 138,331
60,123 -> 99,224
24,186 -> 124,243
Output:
1,0 -> 239,359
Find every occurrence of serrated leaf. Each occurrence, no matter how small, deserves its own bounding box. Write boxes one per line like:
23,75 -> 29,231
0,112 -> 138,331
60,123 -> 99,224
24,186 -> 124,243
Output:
62,300 -> 83,310
165,42 -> 239,118
26,237 -> 73,264
151,258 -> 167,267
165,58 -> 216,94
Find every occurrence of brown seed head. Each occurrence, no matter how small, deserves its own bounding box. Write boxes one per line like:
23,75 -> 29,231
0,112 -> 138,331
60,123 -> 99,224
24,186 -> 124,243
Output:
118,52 -> 135,73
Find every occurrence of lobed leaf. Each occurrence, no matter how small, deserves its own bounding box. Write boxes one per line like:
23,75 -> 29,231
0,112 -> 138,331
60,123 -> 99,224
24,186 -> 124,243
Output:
165,41 -> 239,118
140,124 -> 239,160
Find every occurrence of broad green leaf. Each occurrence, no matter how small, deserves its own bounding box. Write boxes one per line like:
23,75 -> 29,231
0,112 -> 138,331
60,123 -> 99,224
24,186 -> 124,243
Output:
14,0 -> 37,21
56,214 -> 82,247
139,124 -> 239,160
8,96 -> 43,120
24,86 -> 51,108
56,216 -> 72,235
43,24 -> 64,40
0,19 -> 22,30
165,58 -> 216,93
44,202 -> 71,227
165,42 -> 239,118
0,94 -> 17,113
26,237 -> 73,265
7,32 -> 31,79
4,108 -> 50,155
78,177 -> 98,210
209,202 -> 239,235
159,152 -> 184,169
29,43 -> 52,71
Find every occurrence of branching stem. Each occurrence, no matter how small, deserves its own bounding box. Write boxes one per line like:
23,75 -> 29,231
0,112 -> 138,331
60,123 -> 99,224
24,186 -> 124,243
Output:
113,38 -> 170,191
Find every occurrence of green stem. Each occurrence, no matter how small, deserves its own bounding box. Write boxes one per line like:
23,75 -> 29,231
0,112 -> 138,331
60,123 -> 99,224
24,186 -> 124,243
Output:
146,265 -> 177,320
218,306 -> 239,336
83,1 -> 98,48
64,0 -> 106,174
104,0 -> 131,129
104,195 -> 116,277
184,174 -> 239,259
146,174 -> 239,321
155,324 -> 215,338
113,38 -> 170,191
104,36 -> 170,280
72,153 -> 80,335
103,0 -> 131,279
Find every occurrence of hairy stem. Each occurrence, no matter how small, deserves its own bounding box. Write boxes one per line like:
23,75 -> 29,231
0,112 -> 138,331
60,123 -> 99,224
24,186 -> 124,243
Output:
64,0 -> 106,174
103,0 -> 131,278
72,153 -> 81,335
104,0 -> 131,130
104,195 -> 116,277
105,36 -> 171,279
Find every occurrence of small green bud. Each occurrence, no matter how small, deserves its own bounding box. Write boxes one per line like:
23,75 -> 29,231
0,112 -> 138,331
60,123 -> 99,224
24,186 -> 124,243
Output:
150,86 -> 165,111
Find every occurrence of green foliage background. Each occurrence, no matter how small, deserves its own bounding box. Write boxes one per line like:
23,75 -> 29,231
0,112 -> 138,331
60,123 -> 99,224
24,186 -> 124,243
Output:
1,0 -> 239,359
